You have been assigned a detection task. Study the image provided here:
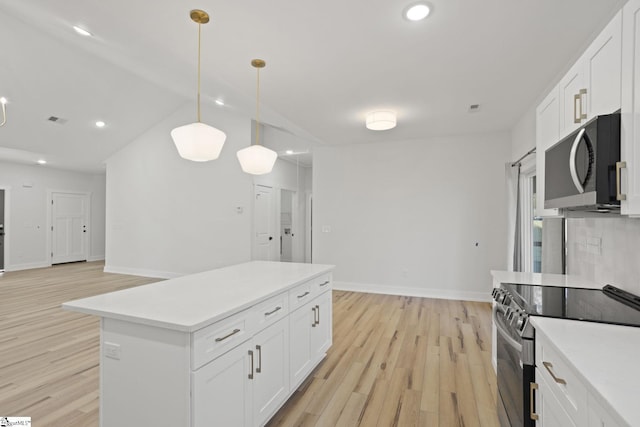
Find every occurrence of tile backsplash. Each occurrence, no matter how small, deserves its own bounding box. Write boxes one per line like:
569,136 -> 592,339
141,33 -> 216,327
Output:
566,217 -> 640,295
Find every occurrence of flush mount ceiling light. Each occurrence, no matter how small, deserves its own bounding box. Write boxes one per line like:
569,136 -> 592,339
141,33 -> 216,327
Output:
215,99 -> 225,106
366,110 -> 397,131
73,25 -> 93,37
0,97 -> 7,127
236,59 -> 278,175
171,10 -> 227,162
404,2 -> 432,21
37,159 -> 47,165
95,120 -> 106,128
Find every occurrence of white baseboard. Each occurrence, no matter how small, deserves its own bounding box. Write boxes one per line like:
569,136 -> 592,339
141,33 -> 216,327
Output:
333,281 -> 492,302
103,265 -> 183,280
88,255 -> 105,262
4,261 -> 50,272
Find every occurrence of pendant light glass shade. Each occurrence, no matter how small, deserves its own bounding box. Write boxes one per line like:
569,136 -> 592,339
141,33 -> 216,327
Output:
171,122 -> 226,161
171,10 -> 226,162
237,144 -> 278,175
237,59 -> 277,175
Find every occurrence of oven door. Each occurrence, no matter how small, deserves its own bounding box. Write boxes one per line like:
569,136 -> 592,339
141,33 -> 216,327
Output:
494,305 -> 535,427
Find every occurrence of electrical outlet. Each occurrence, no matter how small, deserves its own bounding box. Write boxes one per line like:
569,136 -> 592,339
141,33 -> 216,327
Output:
104,342 -> 121,360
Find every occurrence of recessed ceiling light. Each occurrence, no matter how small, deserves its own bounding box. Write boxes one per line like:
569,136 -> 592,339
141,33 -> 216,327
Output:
215,99 -> 225,106
404,3 -> 431,21
285,150 -> 294,155
95,120 -> 106,128
37,159 -> 47,165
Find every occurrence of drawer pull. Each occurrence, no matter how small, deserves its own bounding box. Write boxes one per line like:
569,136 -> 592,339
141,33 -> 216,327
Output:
256,345 -> 262,373
265,306 -> 282,316
543,361 -> 567,385
297,291 -> 310,299
214,328 -> 241,342
320,280 -> 330,287
248,350 -> 254,380
530,382 -> 539,421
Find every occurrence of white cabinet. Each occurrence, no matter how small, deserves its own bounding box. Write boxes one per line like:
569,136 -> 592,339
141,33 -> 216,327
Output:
533,327 -> 630,427
534,371 -> 577,427
535,85 -> 562,217
559,11 -> 622,136
621,0 -> 640,215
252,317 -> 290,426
192,340 -> 253,427
289,287 -> 333,389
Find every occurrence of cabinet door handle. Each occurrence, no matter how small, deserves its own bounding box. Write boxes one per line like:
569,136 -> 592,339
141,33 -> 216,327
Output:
312,307 -> 317,327
574,93 -> 582,124
265,306 -> 282,316
320,280 -> 330,287
256,345 -> 262,374
542,361 -> 567,385
248,350 -> 254,380
316,304 -> 320,325
297,291 -> 310,299
579,88 -> 587,120
617,161 -> 627,201
530,382 -> 539,421
215,328 -> 241,342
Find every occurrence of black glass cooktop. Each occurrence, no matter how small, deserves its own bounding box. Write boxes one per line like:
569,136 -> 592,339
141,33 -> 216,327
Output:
501,283 -> 640,327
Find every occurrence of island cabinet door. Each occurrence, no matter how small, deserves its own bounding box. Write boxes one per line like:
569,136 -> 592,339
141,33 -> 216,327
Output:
310,290 -> 332,359
192,341 -> 253,427
252,317 -> 290,426
290,302 -> 314,388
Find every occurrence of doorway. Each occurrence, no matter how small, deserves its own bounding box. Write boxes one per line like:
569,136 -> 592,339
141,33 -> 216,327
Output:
49,191 -> 90,264
280,189 -> 295,262
253,185 -> 277,261
0,189 -> 4,271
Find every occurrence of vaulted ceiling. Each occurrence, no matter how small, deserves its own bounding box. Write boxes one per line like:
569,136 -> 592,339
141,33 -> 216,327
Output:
0,0 -> 624,172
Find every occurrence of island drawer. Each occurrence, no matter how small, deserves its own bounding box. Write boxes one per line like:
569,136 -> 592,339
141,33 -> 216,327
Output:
253,291 -> 289,333
289,281 -> 314,311
192,309 -> 255,370
311,273 -> 332,294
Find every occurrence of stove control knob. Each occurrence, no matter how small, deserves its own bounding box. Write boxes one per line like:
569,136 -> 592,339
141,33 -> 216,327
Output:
510,309 -> 522,325
504,307 -> 512,319
503,295 -> 512,306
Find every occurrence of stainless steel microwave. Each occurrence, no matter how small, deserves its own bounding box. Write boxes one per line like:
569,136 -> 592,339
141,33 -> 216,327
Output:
544,111 -> 621,211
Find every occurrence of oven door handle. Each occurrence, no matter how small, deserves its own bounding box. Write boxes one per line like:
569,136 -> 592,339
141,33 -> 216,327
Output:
493,304 -> 523,353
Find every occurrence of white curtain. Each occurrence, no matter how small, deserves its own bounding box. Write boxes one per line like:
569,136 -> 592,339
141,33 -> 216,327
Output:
505,163 -> 522,271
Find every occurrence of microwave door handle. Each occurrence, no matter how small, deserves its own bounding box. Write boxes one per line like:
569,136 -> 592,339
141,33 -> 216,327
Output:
569,128 -> 586,194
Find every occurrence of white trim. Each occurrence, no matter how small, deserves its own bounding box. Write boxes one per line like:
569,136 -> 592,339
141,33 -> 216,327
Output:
88,254 -> 105,262
0,185 -> 10,271
5,261 -> 49,272
333,281 -> 492,302
103,265 -> 183,280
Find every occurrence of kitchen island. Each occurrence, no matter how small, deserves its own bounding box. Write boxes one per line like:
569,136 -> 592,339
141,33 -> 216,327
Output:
63,261 -> 334,427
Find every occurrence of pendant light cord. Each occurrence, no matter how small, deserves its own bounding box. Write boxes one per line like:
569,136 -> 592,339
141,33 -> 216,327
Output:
255,67 -> 260,146
197,22 -> 202,123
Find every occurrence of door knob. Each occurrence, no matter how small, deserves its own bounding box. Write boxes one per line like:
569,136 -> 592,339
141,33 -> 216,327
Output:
269,236 -> 273,240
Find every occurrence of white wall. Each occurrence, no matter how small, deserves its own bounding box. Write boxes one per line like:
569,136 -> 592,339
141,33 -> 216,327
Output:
0,161 -> 106,270
511,104 -> 536,160
313,133 -> 511,301
105,103 -> 254,278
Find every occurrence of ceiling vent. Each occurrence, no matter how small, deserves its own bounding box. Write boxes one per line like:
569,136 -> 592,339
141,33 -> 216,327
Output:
47,116 -> 68,124
468,104 -> 481,113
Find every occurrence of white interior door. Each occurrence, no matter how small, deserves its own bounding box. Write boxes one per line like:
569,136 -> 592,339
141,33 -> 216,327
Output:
52,192 -> 89,264
254,185 -> 275,261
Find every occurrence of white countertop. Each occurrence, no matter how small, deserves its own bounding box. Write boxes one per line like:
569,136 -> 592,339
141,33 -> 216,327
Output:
530,317 -> 640,426
63,261 -> 334,332
491,270 -> 602,289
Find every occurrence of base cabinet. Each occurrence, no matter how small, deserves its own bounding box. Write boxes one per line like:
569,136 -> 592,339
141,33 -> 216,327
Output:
534,371 -> 576,427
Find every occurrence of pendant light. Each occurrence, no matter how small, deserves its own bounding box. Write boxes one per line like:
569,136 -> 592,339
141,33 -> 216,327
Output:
236,59 -> 278,175
171,10 -> 226,162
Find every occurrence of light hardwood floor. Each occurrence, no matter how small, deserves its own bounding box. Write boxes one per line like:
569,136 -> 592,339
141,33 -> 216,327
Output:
0,262 -> 498,426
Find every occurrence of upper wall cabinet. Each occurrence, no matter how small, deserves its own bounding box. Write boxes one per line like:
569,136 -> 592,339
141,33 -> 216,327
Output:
621,0 -> 640,216
536,85 -> 562,218
559,11 -> 622,138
